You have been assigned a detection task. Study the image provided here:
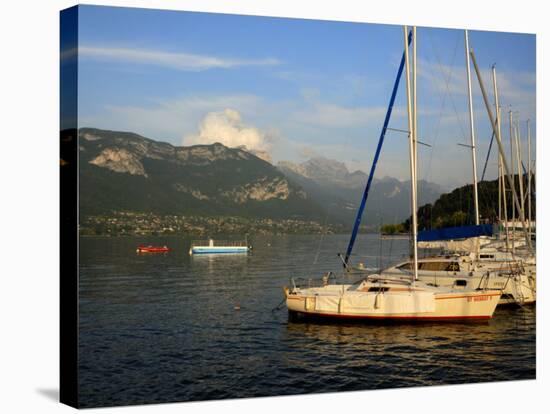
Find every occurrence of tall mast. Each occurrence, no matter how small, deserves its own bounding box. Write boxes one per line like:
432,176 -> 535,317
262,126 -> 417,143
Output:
509,110 -> 515,252
491,66 -> 508,248
498,124 -> 502,222
464,30 -> 480,226
404,25 -> 418,282
413,27 -> 418,192
499,107 -> 509,248
514,121 -> 525,230
491,66 -> 501,221
527,119 -> 532,234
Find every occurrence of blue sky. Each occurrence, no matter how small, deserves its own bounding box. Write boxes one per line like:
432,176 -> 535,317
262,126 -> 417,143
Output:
72,5 -> 536,188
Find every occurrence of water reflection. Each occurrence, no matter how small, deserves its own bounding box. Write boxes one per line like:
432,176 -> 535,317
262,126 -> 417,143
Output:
283,305 -> 533,384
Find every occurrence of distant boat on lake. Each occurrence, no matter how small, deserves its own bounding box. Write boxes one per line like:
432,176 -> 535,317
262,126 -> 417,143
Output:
189,238 -> 251,255
136,245 -> 170,253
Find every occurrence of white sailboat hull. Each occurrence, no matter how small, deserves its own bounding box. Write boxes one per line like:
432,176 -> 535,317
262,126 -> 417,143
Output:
285,282 -> 500,321
412,272 -> 535,305
381,265 -> 536,305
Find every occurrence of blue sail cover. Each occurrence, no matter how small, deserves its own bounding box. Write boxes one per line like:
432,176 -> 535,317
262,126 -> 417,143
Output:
343,30 -> 412,266
417,224 -> 493,242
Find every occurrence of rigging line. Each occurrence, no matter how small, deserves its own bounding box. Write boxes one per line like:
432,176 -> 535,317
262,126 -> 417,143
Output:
312,211 -> 330,266
481,131 -> 495,182
386,230 -> 395,270
478,109 -> 504,218
422,31 -> 462,189
378,220 -> 383,272
478,177 -> 497,222
521,161 -> 528,176
414,32 -> 461,229
384,214 -> 398,270
427,31 -> 468,144
419,53 -> 441,191
343,30 -> 412,268
477,133 -> 502,222
428,31 -> 491,225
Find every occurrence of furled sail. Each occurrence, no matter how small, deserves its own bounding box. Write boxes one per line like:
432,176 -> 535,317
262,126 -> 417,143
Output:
343,30 -> 412,267
417,224 -> 493,242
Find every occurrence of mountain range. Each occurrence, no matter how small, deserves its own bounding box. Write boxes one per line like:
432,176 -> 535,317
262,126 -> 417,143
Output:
77,128 -> 444,227
78,128 -> 325,221
277,158 -> 444,225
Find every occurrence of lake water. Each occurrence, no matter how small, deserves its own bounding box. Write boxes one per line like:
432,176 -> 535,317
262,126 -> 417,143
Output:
78,234 -> 536,408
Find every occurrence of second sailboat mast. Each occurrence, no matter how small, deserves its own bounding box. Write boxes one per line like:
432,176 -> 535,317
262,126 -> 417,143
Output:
404,25 -> 418,282
464,30 -> 480,226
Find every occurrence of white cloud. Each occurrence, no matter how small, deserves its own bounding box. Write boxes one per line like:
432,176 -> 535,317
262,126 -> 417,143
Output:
80,94 -> 264,141
78,46 -> 281,71
184,109 -> 273,161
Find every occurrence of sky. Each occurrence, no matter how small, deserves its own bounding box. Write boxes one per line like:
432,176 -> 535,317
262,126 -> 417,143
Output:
69,5 -> 536,189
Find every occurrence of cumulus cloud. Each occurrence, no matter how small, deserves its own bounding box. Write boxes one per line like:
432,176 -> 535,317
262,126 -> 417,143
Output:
80,94 -> 264,143
184,109 -> 273,162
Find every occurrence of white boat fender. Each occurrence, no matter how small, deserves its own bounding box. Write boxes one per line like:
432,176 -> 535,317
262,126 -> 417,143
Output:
374,293 -> 384,309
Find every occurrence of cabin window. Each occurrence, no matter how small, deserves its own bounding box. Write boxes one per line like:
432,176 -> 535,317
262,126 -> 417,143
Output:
480,254 -> 494,259
419,261 -> 451,271
397,261 -> 456,271
397,261 -> 460,272
454,280 -> 468,287
445,262 -> 459,272
368,287 -> 390,293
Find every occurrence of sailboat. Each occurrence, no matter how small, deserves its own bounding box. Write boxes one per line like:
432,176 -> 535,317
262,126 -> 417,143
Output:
394,32 -> 536,306
381,253 -> 535,305
284,27 -> 501,321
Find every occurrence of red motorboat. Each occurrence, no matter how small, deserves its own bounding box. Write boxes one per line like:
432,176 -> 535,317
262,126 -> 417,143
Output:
136,245 -> 170,253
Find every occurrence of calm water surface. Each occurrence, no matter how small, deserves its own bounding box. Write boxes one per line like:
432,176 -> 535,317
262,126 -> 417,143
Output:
78,234 -> 536,407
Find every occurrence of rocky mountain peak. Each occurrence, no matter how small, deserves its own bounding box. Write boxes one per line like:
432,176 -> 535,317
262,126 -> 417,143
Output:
89,147 -> 148,177
277,161 -> 309,177
303,157 -> 349,179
